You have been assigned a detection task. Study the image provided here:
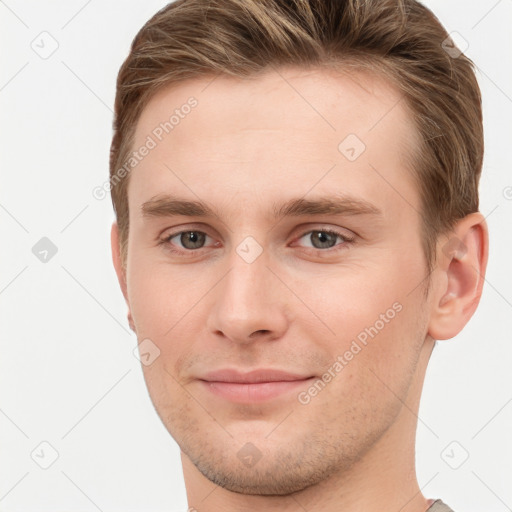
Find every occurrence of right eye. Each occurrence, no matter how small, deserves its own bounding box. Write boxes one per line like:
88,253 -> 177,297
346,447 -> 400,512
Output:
159,229 -> 219,255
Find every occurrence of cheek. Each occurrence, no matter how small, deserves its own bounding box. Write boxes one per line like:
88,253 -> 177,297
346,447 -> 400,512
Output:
300,303 -> 427,440
127,266 -> 205,387
308,255 -> 428,387
302,258 -> 420,341
127,264 -> 187,336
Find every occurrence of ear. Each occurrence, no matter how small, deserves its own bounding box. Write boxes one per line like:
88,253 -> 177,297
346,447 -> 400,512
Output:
428,212 -> 489,340
111,222 -> 135,332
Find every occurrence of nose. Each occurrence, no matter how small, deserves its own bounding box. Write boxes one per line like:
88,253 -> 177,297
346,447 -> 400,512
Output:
206,245 -> 289,345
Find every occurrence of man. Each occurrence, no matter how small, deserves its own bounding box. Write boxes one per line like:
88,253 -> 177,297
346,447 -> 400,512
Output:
109,0 -> 488,510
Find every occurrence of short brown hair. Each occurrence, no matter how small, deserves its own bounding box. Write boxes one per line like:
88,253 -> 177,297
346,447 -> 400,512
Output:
109,0 -> 483,273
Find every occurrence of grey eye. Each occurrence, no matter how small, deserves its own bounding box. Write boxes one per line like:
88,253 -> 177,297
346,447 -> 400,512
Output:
308,231 -> 339,249
177,231 -> 207,250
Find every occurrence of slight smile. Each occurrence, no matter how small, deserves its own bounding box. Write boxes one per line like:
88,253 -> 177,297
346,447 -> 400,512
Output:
197,369 -> 316,403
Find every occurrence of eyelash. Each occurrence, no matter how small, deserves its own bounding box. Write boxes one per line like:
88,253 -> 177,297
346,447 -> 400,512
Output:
158,227 -> 355,257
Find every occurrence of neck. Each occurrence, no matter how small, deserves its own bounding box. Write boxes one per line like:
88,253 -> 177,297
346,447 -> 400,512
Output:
181,337 -> 435,512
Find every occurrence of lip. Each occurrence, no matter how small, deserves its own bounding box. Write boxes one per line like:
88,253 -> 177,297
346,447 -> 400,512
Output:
197,369 -> 315,403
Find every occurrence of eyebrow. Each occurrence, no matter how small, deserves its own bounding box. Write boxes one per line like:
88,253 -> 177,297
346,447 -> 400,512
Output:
141,194 -> 382,220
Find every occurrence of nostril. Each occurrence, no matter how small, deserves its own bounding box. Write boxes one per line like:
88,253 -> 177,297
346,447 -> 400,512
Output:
250,329 -> 270,337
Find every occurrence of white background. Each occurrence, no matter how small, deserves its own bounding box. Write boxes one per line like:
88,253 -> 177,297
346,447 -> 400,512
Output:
1,1 -> 511,511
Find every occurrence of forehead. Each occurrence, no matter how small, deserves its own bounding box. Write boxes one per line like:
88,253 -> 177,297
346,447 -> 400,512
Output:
134,64 -> 416,146
128,65 -> 420,221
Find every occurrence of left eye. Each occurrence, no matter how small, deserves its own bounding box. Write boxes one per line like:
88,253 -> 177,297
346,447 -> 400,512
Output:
295,229 -> 353,250
162,231 -> 213,251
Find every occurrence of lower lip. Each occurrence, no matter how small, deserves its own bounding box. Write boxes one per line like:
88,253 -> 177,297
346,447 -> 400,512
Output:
199,379 -> 313,403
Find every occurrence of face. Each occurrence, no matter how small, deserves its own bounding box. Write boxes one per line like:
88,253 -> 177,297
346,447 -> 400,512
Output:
119,66 -> 434,495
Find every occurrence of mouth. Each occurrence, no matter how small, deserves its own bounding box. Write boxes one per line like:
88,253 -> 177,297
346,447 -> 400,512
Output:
197,369 -> 315,403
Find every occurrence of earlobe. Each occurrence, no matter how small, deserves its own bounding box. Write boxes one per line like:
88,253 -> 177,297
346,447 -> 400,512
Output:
111,222 -> 136,332
427,212 -> 489,341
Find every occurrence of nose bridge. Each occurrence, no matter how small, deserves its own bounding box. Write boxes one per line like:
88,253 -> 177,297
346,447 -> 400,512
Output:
208,238 -> 288,342
229,257 -> 262,310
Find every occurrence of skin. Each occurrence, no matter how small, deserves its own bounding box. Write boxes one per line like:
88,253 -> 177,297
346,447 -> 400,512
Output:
111,66 -> 488,512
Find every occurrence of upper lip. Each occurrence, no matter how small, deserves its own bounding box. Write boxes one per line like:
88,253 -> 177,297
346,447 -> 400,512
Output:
199,369 -> 313,384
